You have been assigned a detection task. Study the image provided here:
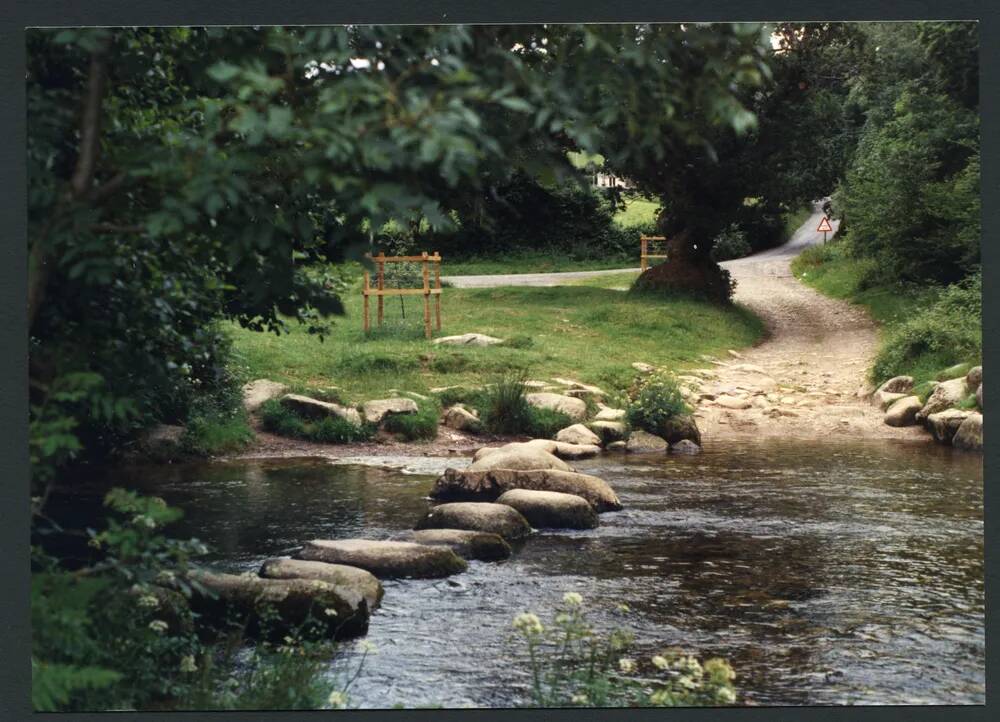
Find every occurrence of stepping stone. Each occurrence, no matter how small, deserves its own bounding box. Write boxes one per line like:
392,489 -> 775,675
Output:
883,396 -> 922,428
295,539 -> 467,579
670,439 -> 702,454
432,468 -> 622,512
415,502 -> 532,541
392,529 -> 511,561
520,438 -> 601,460
594,407 -> 626,421
242,379 -> 289,412
588,420 -> 627,443
185,568 -> 370,640
496,489 -> 597,530
469,444 -> 572,472
258,558 -> 384,610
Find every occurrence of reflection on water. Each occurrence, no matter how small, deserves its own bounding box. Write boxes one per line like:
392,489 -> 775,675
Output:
46,438 -> 984,707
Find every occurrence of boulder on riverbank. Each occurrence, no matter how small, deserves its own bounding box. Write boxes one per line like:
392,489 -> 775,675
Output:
432,467 -> 622,512
925,409 -> 972,444
362,398 -> 418,425
626,430 -> 668,452
966,366 -> 982,389
876,375 -> 914,395
555,424 -> 601,447
185,569 -> 369,640
442,405 -> 481,432
258,558 -> 383,611
295,539 -> 467,579
657,414 -> 702,445
519,439 -> 601,460
391,529 -> 511,562
916,377 -> 969,420
415,502 -> 532,541
496,489 -> 598,530
952,413 -> 982,452
280,394 -> 362,426
242,379 -> 289,413
874,390 -> 907,411
524,392 -> 588,421
670,439 -> 702,454
884,396 -> 922,427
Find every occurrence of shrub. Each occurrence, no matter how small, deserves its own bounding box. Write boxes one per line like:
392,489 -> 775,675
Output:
478,372 -> 533,436
626,374 -> 689,436
180,394 -> 254,456
709,224 -> 752,262
381,399 -> 441,441
428,353 -> 472,373
512,592 -> 738,708
524,407 -> 573,439
31,490 -> 361,712
870,272 -> 981,384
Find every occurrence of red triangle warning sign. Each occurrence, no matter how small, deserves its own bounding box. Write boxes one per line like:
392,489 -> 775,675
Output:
816,216 -> 833,233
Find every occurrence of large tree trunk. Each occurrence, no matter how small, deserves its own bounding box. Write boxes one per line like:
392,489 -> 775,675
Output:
633,226 -> 735,302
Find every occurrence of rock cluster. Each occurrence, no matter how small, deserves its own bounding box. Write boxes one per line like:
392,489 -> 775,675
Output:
875,368 -> 982,451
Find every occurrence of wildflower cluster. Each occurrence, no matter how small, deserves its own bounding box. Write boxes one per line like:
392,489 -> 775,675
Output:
511,592 -> 738,708
625,373 -> 688,436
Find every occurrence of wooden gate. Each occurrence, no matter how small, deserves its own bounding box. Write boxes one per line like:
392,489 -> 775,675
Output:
362,251 -> 442,339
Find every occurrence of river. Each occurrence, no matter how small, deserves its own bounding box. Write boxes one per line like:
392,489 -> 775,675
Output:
45,437 -> 984,708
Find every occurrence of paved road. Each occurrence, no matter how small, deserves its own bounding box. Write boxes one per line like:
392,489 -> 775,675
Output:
442,200 -> 837,288
443,266 -> 642,288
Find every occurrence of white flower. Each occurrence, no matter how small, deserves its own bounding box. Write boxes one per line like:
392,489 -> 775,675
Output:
717,687 -> 736,704
652,655 -> 669,670
324,607 -> 338,617
138,595 -> 159,609
179,655 -> 198,673
148,620 -> 168,634
328,690 -> 348,708
512,613 -> 544,636
618,658 -> 636,674
570,693 -> 589,705
562,592 -> 583,608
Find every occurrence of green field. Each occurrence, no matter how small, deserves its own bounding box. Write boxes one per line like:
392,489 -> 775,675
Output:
230,277 -> 763,404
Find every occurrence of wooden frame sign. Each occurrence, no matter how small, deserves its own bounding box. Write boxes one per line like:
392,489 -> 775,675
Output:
362,251 -> 442,339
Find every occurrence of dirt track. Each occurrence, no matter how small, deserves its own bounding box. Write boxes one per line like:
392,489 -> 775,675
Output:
692,202 -> 925,442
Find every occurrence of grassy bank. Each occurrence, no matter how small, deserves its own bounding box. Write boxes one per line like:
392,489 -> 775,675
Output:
229,277 -> 763,404
791,242 -> 981,385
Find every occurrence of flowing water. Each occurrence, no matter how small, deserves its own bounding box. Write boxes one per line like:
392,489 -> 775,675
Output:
46,438 -> 984,708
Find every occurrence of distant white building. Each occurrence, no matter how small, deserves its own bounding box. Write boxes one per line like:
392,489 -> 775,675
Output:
591,172 -> 633,189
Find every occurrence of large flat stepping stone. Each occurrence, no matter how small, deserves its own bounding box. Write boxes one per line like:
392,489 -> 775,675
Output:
496,489 -> 597,530
392,529 -> 511,561
626,430 -> 668,452
185,569 -> 369,640
415,502 -> 532,541
469,444 -> 572,472
432,468 -> 622,512
295,539 -> 467,579
258,558 -> 383,611
524,392 -> 588,422
280,394 -> 362,425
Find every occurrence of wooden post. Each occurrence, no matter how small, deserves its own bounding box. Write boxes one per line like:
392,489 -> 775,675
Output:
640,236 -> 648,272
421,251 -> 431,339
376,253 -> 385,328
362,269 -> 370,333
433,251 -> 442,331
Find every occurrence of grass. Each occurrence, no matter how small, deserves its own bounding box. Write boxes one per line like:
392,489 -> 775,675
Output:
791,242 -> 981,385
259,399 -> 376,443
613,197 -> 660,227
228,275 -> 764,405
